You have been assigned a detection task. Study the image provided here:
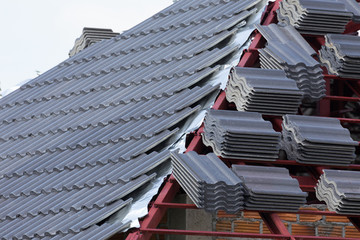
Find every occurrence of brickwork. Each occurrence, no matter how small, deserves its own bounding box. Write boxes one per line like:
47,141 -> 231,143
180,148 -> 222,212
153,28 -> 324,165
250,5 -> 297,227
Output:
215,205 -> 360,239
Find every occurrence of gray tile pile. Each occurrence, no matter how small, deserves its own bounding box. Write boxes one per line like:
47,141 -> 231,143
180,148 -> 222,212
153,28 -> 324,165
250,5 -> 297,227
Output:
232,165 -> 307,211
281,115 -> 358,165
69,27 -> 120,57
0,0 -> 266,238
319,34 -> 360,79
202,109 -> 281,160
316,169 -> 360,214
225,67 -> 303,115
257,24 -> 325,102
171,151 -> 244,213
277,0 -> 360,35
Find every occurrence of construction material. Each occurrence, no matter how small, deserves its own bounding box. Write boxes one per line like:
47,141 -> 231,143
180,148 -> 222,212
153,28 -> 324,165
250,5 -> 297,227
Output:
69,27 -> 119,57
277,0 -> 360,35
232,165 -> 307,211
316,169 -> 360,214
202,109 -> 281,160
171,151 -> 244,213
281,115 -> 358,165
320,34 -> 360,79
257,23 -> 325,102
226,67 -> 303,115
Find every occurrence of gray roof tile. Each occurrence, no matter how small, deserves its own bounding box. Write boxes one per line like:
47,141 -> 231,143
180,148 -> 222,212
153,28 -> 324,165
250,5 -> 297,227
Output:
171,151 -> 244,213
0,0 -> 264,237
202,109 -> 281,160
281,115 -> 357,165
257,24 -> 325,102
225,67 -> 303,115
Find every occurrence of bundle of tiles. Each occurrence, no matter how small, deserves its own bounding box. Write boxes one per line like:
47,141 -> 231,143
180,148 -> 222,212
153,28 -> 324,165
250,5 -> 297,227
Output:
232,165 -> 307,212
277,0 -> 360,35
319,34 -> 360,79
202,109 -> 281,160
225,67 -> 303,115
281,115 -> 358,165
69,27 -> 120,57
257,24 -> 325,102
316,169 -> 360,214
171,151 -> 244,213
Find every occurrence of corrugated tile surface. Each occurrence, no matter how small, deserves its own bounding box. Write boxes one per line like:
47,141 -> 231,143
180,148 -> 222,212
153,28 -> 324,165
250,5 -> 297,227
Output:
281,115 -> 358,165
232,165 -> 307,212
226,67 -> 303,115
257,23 -> 325,102
316,169 -> 360,214
0,0 -> 265,238
277,0 -> 358,34
202,109 -> 281,160
171,151 -> 244,213
319,34 -> 360,79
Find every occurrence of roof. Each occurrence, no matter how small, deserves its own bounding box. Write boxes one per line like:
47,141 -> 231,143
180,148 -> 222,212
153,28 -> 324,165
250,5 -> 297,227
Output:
0,0 -> 263,238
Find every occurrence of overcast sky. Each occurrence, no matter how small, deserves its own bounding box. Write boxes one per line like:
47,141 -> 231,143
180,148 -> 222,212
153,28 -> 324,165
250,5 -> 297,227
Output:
0,0 -> 173,94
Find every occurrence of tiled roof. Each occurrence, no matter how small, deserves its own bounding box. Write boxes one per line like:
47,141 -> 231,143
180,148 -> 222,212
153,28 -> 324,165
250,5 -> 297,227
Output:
0,0 -> 264,238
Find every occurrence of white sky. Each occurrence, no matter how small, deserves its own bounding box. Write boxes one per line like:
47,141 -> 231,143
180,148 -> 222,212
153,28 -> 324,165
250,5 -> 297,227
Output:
0,0 -> 173,93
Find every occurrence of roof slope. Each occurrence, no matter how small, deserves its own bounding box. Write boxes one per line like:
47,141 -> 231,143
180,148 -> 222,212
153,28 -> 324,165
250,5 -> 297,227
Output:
0,0 -> 262,238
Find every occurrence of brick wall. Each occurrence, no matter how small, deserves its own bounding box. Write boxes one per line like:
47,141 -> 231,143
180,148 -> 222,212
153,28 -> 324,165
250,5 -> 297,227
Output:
215,205 -> 360,239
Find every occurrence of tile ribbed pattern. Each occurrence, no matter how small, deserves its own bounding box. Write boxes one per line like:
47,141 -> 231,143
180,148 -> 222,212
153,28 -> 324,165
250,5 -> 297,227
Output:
171,151 -> 244,213
320,34 -> 360,79
316,169 -> 360,215
0,0 -> 265,238
232,165 -> 307,211
257,23 -> 325,102
226,67 -> 303,115
281,115 -> 358,165
277,0 -> 360,34
202,109 -> 281,160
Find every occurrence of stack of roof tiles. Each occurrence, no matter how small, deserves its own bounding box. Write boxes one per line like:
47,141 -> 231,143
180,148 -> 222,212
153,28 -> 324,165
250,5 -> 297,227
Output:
225,67 -> 303,115
232,165 -> 307,211
0,0 -> 265,238
202,109 -> 281,160
69,27 -> 120,57
319,34 -> 360,79
257,24 -> 325,102
171,151 -> 244,213
281,115 -> 358,165
316,169 -> 360,214
277,0 -> 360,35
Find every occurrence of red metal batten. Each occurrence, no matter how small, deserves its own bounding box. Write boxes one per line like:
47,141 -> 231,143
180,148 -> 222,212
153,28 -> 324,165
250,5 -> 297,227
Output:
324,95 -> 360,102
